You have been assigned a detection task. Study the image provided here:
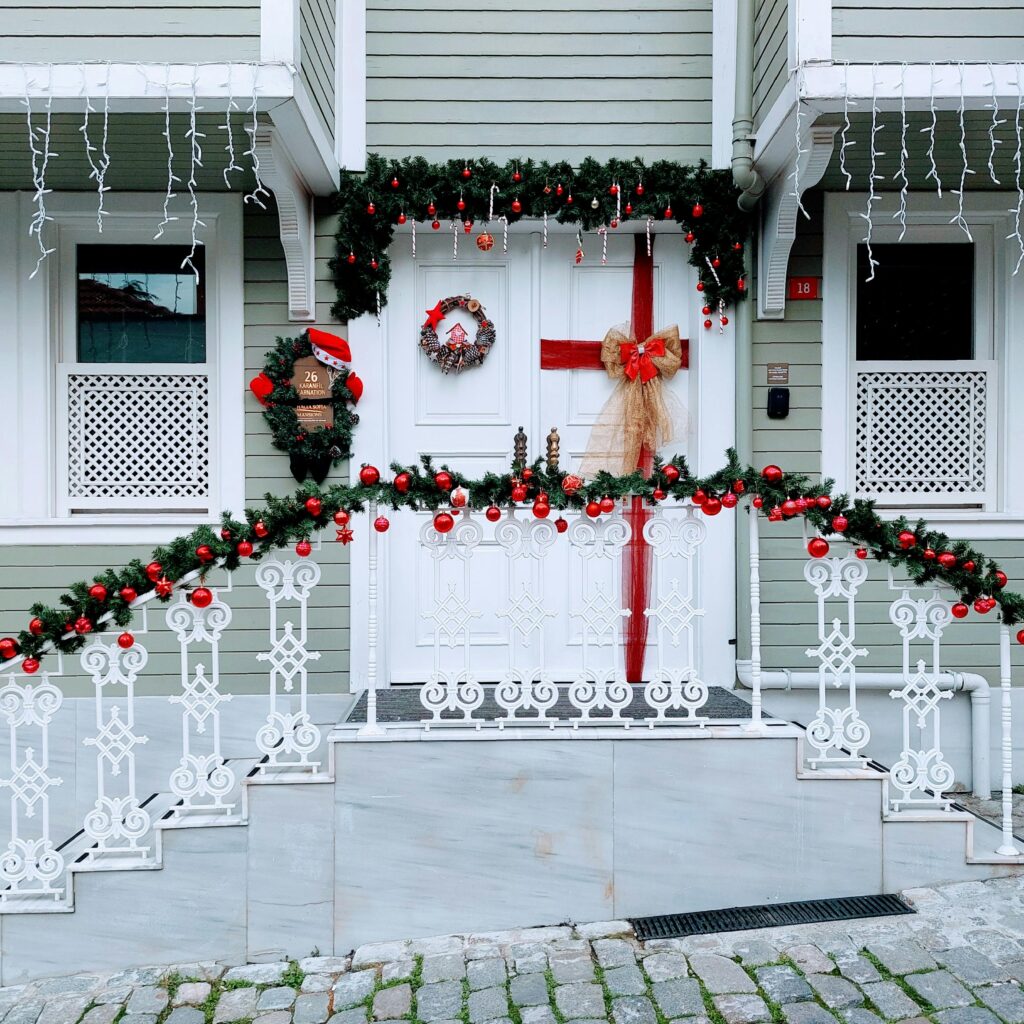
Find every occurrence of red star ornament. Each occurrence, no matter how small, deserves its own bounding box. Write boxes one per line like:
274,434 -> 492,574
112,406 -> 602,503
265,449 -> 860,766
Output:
424,301 -> 445,331
336,527 -> 355,545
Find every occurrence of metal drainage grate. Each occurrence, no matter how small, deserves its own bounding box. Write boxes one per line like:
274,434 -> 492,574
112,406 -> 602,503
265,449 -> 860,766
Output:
631,894 -> 913,941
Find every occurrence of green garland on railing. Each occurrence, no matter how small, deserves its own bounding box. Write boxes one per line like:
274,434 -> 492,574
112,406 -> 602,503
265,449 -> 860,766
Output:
5,451 -> 1024,673
330,155 -> 751,321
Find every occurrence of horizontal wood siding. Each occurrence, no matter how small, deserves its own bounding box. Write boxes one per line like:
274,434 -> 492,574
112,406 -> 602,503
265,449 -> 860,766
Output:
300,0 -> 336,144
0,1 -> 260,62
748,187 -> 1019,684
0,200 -> 350,698
365,0 -> 713,162
832,1 -> 1024,62
753,0 -> 787,127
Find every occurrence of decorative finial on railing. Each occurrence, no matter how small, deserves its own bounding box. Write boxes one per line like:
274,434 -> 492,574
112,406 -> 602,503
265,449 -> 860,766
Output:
513,425 -> 528,470
546,427 -> 560,474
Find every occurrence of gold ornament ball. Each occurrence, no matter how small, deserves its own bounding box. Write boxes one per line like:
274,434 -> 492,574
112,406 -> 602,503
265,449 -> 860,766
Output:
476,232 -> 495,252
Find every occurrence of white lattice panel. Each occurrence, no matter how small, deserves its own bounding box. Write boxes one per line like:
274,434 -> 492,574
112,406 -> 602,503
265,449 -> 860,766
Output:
855,362 -> 995,507
63,370 -> 210,510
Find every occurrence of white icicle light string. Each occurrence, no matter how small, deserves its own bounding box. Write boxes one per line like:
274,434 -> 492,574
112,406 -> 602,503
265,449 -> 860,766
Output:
952,62 -> 975,242
840,61 -> 856,191
988,60 -> 1005,186
860,62 -> 884,283
24,64 -> 57,278
893,63 -> 909,241
922,61 -> 943,197
243,61 -> 269,209
155,63 -> 179,240
182,64 -> 207,281
79,62 -> 111,233
789,65 -> 809,219
221,62 -> 243,188
1010,64 -> 1024,274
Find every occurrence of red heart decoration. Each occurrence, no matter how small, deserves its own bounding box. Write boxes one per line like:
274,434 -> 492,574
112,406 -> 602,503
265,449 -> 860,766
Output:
346,371 -> 364,404
249,372 -> 274,407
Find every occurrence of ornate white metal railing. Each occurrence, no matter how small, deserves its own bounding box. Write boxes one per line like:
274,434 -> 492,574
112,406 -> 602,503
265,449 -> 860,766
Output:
0,495 -> 1020,912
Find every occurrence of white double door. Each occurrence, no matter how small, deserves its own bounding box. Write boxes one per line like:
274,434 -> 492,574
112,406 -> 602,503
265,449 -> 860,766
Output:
349,226 -> 736,689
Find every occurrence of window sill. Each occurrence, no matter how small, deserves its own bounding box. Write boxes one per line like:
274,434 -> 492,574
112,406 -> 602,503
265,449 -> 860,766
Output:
0,516 -> 221,546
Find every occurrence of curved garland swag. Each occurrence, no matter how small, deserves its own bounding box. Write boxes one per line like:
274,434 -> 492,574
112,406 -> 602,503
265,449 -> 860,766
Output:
330,155 -> 752,322
6,448 -> 1024,673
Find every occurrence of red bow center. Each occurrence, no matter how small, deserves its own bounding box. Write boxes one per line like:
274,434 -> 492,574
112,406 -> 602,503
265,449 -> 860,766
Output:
620,336 -> 665,383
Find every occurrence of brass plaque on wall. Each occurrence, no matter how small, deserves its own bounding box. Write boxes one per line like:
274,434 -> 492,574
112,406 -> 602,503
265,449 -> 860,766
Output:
293,356 -> 332,400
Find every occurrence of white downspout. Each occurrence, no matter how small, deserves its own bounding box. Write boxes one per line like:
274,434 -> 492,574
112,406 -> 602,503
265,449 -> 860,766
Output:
734,662 -> 992,799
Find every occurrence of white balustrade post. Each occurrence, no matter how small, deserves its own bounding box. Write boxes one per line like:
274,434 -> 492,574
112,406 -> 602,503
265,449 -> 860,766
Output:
80,638 -> 151,860
998,623 -> 1019,855
746,506 -> 763,727
358,498 -> 387,738
255,557 -> 323,769
0,669 -> 66,905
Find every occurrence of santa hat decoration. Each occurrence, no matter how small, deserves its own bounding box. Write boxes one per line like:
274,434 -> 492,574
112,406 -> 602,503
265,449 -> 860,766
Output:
346,371 -> 364,404
308,327 -> 352,371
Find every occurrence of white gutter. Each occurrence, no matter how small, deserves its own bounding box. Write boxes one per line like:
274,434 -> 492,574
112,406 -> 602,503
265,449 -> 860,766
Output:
735,661 -> 992,800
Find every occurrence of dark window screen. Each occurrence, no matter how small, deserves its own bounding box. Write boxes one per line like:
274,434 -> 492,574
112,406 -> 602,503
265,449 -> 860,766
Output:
77,244 -> 206,363
855,243 -> 973,361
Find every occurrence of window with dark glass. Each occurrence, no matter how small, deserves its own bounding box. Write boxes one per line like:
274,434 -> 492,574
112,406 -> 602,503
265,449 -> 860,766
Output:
855,243 -> 973,361
77,245 -> 206,363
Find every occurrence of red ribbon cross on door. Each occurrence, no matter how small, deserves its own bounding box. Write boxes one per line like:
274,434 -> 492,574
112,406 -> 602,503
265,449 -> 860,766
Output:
540,236 -> 689,684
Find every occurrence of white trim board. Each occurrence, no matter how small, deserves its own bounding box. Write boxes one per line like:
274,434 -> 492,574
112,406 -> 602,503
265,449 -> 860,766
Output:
821,191 -> 1024,521
0,191 -> 245,545
711,0 -> 737,170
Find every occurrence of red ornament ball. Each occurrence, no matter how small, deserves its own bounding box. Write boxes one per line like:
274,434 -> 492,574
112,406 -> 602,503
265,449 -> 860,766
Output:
1017,629 -> 1024,645
721,316 -> 729,327
22,658 -> 40,675
433,512 -> 455,534
28,617 -> 44,636
427,201 -> 436,215
808,538 -> 830,559
457,198 -> 466,212
450,486 -> 469,508
692,489 -> 707,506
702,496 -> 722,516
513,170 -> 522,183
781,499 -> 799,517
855,548 -> 868,560
0,638 -> 17,658
685,232 -> 695,243
663,464 -> 681,483
653,488 -> 666,501
366,202 -> 375,215
521,468 -> 533,481
702,306 -> 712,316
75,616 -> 93,635
393,472 -> 411,494
117,632 -> 135,650
586,501 -> 601,518
696,282 -> 705,292
995,570 -> 1008,588
191,586 -> 214,608
963,560 -> 976,572
737,278 -> 746,292
220,527 -> 232,541
555,516 -> 568,534
304,497 -> 322,518
733,480 -> 746,494
974,597 -> 993,614
938,552 -> 957,569
462,165 -> 471,179
952,602 -> 970,619
511,484 -> 528,502
816,495 -> 831,509
391,176 -> 399,189
625,202 -> 633,214
898,530 -> 917,550
664,206 -> 673,219
533,502 -> 550,519
346,252 -> 356,265
832,515 -> 849,533
761,464 -> 784,484
692,203 -> 704,218
722,492 -> 738,509
237,540 -> 254,557
703,319 -> 713,330
733,242 -> 743,252
511,199 -> 522,214
562,474 -> 584,496
145,561 -> 162,582
636,182 -> 645,196
359,464 -> 380,486
431,220 -> 440,230
373,516 -> 390,533
712,257 -> 721,269
752,496 -> 764,509
120,586 -> 138,603
485,505 -> 502,523
195,544 -> 214,564
397,212 -> 406,225
295,539 -> 312,557
923,548 -> 936,560
599,496 -> 615,513
254,520 -> 269,538
476,232 -> 495,251
334,509 -> 350,526
88,583 -> 108,602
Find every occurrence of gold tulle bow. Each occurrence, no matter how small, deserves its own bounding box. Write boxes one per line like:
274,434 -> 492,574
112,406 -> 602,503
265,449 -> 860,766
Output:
579,324 -> 684,478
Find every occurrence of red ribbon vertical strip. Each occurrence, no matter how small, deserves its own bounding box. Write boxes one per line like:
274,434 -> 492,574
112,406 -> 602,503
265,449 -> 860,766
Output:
624,236 -> 656,684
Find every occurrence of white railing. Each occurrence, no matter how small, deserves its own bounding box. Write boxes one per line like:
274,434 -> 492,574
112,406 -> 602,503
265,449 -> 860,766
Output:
0,495 -> 1019,914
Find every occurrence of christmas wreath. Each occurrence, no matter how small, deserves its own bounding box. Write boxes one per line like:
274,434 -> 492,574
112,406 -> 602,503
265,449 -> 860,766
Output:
249,328 -> 363,484
420,294 -> 496,373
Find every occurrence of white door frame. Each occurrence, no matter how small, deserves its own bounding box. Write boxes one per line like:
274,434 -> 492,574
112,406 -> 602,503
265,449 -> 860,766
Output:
347,220 -> 737,691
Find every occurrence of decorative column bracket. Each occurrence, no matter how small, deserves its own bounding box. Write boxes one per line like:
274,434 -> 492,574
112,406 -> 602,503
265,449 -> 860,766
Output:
758,125 -> 837,320
254,127 -> 316,322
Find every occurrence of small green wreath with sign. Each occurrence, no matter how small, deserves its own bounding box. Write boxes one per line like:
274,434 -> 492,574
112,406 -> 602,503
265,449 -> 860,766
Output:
249,328 -> 363,484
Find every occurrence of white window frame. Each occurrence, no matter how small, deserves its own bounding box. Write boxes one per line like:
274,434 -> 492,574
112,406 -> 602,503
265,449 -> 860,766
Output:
0,192 -> 244,544
823,191 -> 1024,538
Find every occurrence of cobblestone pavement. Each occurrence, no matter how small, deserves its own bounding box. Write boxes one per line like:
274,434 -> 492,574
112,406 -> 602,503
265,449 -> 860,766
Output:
9,877 -> 1024,1024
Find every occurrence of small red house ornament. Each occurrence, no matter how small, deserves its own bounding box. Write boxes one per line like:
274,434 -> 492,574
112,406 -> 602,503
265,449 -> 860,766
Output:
445,322 -> 469,350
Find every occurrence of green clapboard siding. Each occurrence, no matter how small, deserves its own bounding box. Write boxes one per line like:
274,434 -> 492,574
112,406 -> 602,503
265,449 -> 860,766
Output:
365,0 -> 713,162
832,1 -> 1024,62
754,0 -> 787,126
0,2 -> 260,62
746,185 -> 1021,685
0,197 -> 350,699
301,0 -> 336,144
